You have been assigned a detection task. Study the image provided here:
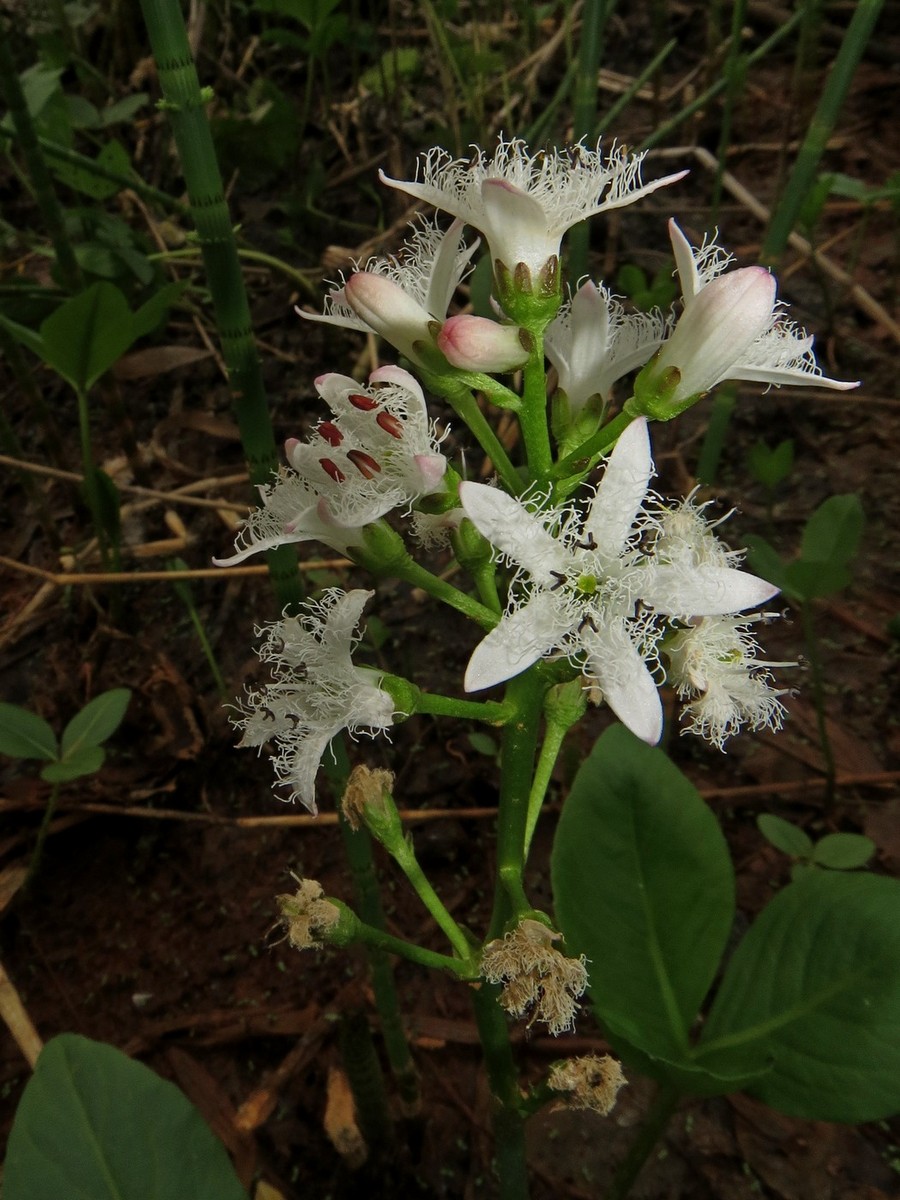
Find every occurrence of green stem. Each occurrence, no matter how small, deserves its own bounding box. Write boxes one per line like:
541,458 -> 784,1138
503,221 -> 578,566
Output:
390,837 -> 475,963
552,409 -> 634,482
470,982 -> 529,1200
352,919 -> 471,976
138,0 -> 301,609
603,1083 -> 680,1200
489,668 -> 548,940
75,385 -> 110,568
800,601 -> 836,807
432,380 -> 523,495
338,812 -> 420,1113
325,742 -> 420,1109
0,24 -> 83,293
518,337 -> 553,484
413,692 -> 509,723
27,781 -> 62,887
388,555 -> 499,630
523,718 -> 569,860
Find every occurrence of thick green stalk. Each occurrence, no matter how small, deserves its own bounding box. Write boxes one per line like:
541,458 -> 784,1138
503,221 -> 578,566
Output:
341,831 -> 421,1110
137,0 -> 300,607
761,0 -> 885,262
552,409 -> 633,484
412,692 -> 508,723
470,982 -> 529,1200
489,668 -> 548,940
603,1083 -> 680,1200
518,339 -> 553,484
0,23 -> 83,293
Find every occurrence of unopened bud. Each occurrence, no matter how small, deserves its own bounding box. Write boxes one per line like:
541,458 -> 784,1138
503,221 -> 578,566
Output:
437,315 -> 531,374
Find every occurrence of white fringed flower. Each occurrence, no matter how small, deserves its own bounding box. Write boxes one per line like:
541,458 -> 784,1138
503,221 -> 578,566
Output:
234,589 -> 395,813
380,138 -> 686,280
636,220 -> 859,414
214,366 -> 447,564
459,419 -> 779,745
297,218 -> 478,362
545,280 -> 670,412
665,614 -> 790,748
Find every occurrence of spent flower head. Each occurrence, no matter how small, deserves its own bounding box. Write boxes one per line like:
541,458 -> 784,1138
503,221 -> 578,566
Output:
482,918 -> 588,1036
277,877 -> 342,950
548,1054 -> 628,1116
233,589 -> 396,813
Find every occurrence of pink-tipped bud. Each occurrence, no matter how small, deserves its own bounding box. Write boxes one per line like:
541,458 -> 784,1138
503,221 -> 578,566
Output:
437,315 -> 530,373
343,272 -> 433,359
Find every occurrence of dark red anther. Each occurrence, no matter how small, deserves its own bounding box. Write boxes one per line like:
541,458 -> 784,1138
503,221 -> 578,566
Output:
375,410 -> 404,439
349,392 -> 379,411
319,457 -> 346,483
319,420 -> 343,446
346,449 -> 382,479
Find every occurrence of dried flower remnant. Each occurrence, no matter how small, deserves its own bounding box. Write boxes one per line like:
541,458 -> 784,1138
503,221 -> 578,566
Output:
548,1054 -> 628,1116
341,764 -> 396,832
481,919 -> 588,1036
277,878 -> 341,951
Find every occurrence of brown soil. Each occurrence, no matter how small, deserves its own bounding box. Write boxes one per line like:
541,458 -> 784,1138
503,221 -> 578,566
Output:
1,5 -> 899,1198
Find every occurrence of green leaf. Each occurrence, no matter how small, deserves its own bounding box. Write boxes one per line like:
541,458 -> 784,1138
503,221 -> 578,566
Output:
700,871 -> 900,1121
39,282 -> 136,391
744,534 -> 788,592
61,688 -> 131,757
782,558 -> 852,601
97,93 -> 149,127
3,1034 -> 249,1200
747,439 -> 794,490
800,494 -> 864,569
812,832 -> 875,870
467,730 -> 498,757
131,281 -> 186,340
41,745 -> 105,782
0,703 -> 58,761
757,813 -> 813,859
0,314 -> 47,361
551,725 -> 735,1065
51,139 -> 132,201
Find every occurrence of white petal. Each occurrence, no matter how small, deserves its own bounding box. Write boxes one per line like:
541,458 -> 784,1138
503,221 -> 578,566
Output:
481,178 -> 556,270
426,218 -> 479,317
465,592 -> 571,691
644,565 -> 780,616
582,621 -> 663,744
459,482 -> 569,583
282,728 -> 335,814
584,417 -> 653,558
668,218 -> 702,302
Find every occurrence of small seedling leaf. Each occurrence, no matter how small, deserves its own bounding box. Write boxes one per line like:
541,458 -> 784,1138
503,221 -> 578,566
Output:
467,731 -> 498,757
41,746 -> 105,782
61,688 -> 131,757
40,282 -> 136,391
0,704 -> 58,761
744,534 -> 788,592
757,813 -> 814,859
3,1034 -> 249,1200
800,494 -> 864,569
812,832 -> 876,870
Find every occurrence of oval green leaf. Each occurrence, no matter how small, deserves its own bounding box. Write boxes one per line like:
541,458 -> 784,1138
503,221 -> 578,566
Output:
39,282 -> 136,391
0,703 -> 58,761
3,1034 -> 249,1200
757,813 -> 814,859
41,745 -> 105,783
700,871 -> 900,1121
551,725 -> 735,1064
61,687 -> 131,757
812,832 -> 875,870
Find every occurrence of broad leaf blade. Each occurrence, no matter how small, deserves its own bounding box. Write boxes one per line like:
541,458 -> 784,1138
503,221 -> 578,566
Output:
701,871 -> 900,1121
61,688 -> 130,756
3,1034 -> 249,1200
812,832 -> 875,869
757,813 -> 813,859
41,746 -> 105,782
39,282 -> 136,390
800,494 -> 864,567
551,725 -> 735,1063
0,704 -> 58,761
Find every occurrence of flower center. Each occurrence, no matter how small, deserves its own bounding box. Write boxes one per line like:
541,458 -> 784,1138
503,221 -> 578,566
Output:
576,573 -> 598,595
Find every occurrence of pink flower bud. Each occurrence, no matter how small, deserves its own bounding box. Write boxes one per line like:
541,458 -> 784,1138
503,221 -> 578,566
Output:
437,315 -> 530,373
343,272 -> 433,359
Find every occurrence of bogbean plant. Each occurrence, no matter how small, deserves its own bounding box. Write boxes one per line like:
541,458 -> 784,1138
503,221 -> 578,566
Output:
210,140 -> 900,1195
